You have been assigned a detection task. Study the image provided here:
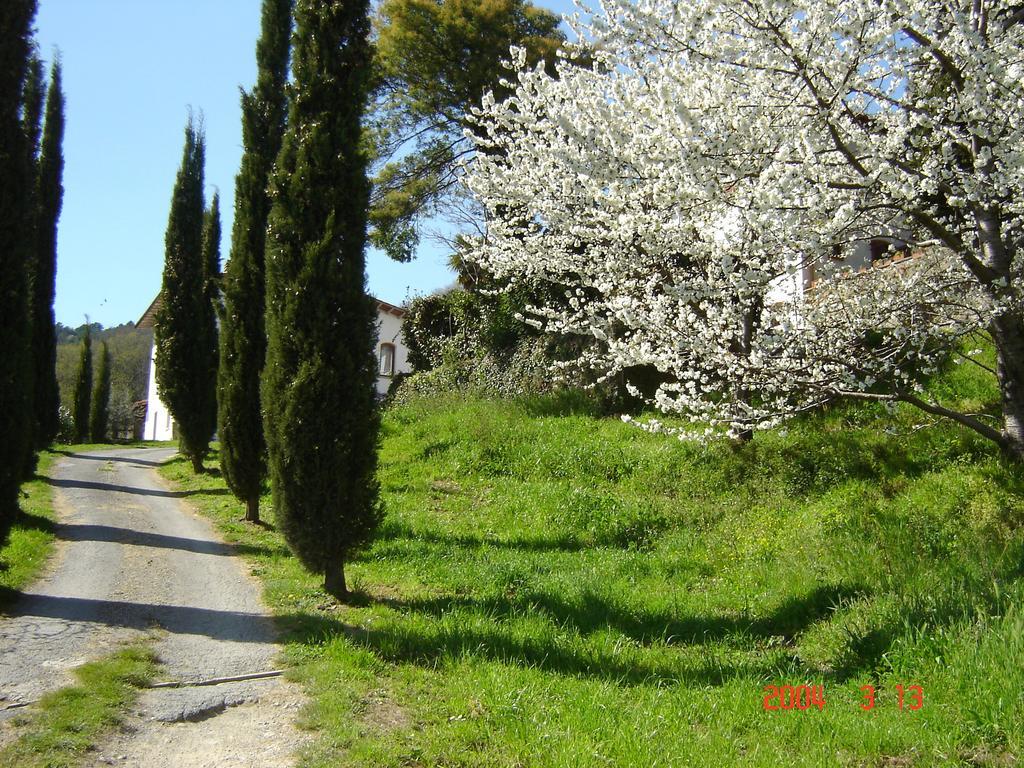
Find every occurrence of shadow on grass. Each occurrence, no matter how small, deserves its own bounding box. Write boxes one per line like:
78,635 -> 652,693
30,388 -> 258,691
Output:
272,584 -> 873,688
276,609 -> 796,687
13,510 -> 56,536
380,583 -> 868,648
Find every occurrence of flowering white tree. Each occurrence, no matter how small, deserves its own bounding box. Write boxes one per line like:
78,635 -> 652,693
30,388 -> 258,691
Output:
463,0 -> 1024,455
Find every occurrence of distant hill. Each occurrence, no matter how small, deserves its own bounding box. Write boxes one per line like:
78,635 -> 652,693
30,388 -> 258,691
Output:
56,322 -> 152,439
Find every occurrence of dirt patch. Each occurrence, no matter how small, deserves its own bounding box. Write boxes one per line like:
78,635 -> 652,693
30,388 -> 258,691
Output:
94,678 -> 310,767
360,687 -> 412,734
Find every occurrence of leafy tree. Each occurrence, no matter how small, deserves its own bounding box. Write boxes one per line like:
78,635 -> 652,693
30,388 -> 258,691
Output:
155,117 -> 216,472
72,325 -> 92,442
89,341 -> 111,442
263,0 -> 382,599
219,0 -> 292,524
465,0 -> 1024,455
29,59 -> 64,450
0,0 -> 37,531
369,0 -> 564,261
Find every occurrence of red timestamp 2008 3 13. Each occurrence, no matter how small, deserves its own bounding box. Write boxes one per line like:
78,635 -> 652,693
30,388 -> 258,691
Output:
762,684 -> 924,712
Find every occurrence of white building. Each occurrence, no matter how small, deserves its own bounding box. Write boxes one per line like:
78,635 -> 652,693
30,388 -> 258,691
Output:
136,294 -> 410,442
767,231 -> 914,308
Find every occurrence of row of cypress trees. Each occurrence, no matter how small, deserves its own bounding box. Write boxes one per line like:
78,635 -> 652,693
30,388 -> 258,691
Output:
1,0 -> 65,544
155,0 -> 381,598
69,327 -> 113,443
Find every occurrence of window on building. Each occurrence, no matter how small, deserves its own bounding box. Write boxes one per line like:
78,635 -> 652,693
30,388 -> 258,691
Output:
379,343 -> 395,376
870,239 -> 890,262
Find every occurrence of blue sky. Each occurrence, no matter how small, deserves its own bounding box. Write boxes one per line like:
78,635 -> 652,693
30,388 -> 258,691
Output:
34,0 -> 578,328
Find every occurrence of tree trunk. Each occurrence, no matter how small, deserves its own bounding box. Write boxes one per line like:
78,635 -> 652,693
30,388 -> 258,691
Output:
190,453 -> 205,474
992,311 -> 1024,461
244,496 -> 260,523
324,559 -> 348,600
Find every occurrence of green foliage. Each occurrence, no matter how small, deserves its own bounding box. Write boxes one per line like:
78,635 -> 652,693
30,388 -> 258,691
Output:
401,286 -> 542,367
369,0 -> 564,260
199,191 -> 221,442
401,289 -> 482,371
55,322 -> 152,440
219,0 -> 293,520
88,341 -> 111,443
155,117 -> 217,472
71,325 -> 92,442
0,451 -> 55,607
395,285 -> 605,407
20,54 -> 44,161
0,0 -> 39,535
262,0 -> 382,595
29,59 -> 63,450
0,646 -> 157,768
390,335 -> 571,406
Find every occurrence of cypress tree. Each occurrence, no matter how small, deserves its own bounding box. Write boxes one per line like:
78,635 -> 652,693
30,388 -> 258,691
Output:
154,117 -> 214,473
200,192 -> 221,444
29,59 -> 64,450
21,54 -> 44,161
263,0 -> 381,598
219,0 -> 293,524
89,341 -> 111,443
72,325 -> 92,442
18,53 -> 43,478
1,0 -> 39,534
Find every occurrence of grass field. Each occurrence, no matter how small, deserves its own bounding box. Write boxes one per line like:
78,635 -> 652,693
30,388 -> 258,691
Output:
163,349 -> 1023,767
0,452 -> 58,608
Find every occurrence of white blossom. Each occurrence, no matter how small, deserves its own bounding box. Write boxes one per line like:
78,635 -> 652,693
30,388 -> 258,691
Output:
462,0 -> 1023,445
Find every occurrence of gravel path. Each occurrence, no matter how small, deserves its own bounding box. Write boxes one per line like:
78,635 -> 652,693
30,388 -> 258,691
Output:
0,447 -> 308,766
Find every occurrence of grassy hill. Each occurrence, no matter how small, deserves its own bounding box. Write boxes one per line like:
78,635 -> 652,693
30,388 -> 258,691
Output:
164,345 -> 1022,766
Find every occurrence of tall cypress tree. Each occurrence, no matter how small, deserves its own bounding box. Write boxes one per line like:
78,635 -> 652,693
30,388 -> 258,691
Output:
72,325 -> 92,442
200,191 -> 221,445
263,0 -> 381,598
219,0 -> 293,524
18,53 -> 44,477
30,59 -> 64,450
1,0 -> 39,533
154,117 -> 214,472
89,341 -> 111,443
21,54 -> 43,162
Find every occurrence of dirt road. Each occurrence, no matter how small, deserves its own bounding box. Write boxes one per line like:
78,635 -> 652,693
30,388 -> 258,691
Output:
0,447 -> 307,767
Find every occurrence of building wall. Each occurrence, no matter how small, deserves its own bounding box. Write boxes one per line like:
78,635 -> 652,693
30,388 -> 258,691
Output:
376,308 -> 410,396
141,342 -> 175,441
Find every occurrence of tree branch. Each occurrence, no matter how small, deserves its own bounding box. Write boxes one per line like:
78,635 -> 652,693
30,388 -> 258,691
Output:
898,393 -> 1006,446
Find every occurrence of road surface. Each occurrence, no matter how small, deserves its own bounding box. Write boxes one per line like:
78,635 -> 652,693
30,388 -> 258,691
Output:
0,447 -> 307,767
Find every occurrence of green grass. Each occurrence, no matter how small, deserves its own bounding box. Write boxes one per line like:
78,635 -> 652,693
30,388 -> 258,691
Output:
0,645 -> 158,768
0,452 -> 58,608
161,353 -> 1023,767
